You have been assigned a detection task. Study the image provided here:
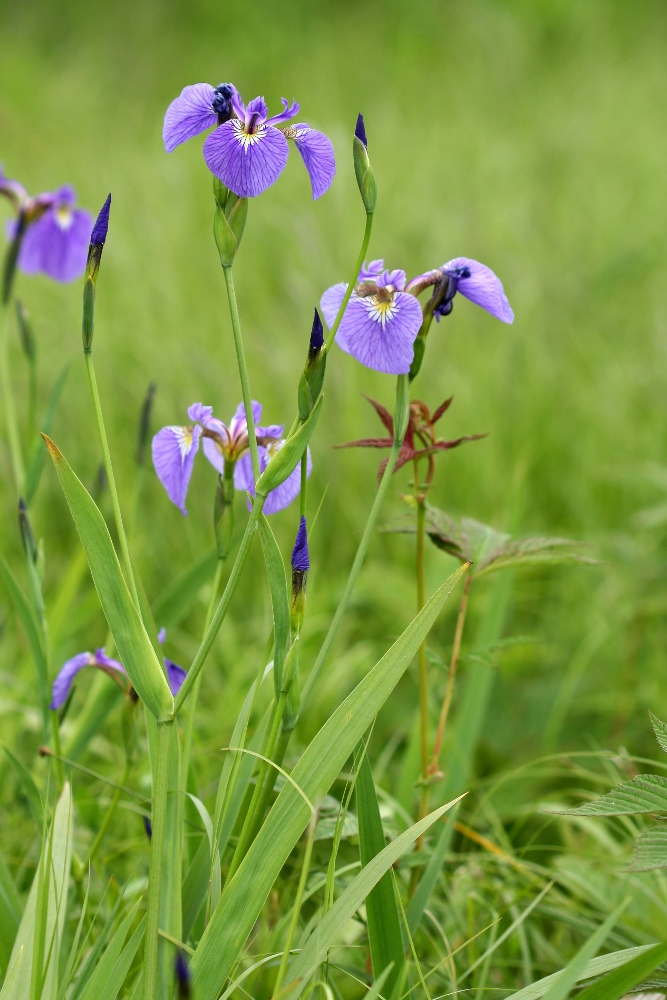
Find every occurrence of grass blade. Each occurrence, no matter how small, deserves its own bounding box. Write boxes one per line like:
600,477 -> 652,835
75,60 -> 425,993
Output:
355,744 -> 405,997
573,943 -> 667,1000
190,563 -> 467,1000
405,801 -> 459,937
258,514 -> 290,694
0,846 -> 21,978
507,946 -> 659,1000
539,901 -> 628,1000
0,551 -> 49,731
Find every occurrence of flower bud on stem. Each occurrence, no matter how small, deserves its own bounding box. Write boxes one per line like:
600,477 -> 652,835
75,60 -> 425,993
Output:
353,113 -> 377,215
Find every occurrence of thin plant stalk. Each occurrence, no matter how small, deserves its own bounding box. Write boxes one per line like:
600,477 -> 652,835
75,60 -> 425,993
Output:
143,718 -> 173,1000
84,352 -> 140,611
87,759 -> 131,863
0,303 -> 26,496
222,265 -> 260,482
173,496 -> 266,715
301,373 -> 409,708
430,571 -> 472,773
415,465 -> 430,830
323,212 -> 373,352
272,808 -> 318,999
225,690 -> 287,884
300,450 -> 307,518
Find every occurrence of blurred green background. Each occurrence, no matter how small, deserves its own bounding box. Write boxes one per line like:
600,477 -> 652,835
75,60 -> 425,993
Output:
2,0 -> 667,794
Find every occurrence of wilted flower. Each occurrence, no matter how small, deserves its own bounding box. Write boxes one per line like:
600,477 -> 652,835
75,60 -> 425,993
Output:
163,82 -> 335,200
50,629 -> 186,710
337,394 -> 485,482
1,171 -> 92,283
321,256 -> 513,375
152,400 -> 311,516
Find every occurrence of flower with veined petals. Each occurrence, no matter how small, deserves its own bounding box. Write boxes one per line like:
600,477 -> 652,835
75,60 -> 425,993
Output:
163,82 -> 336,200
50,629 -> 185,710
152,400 -> 311,516
1,170 -> 92,283
406,257 -> 514,324
320,256 -> 513,375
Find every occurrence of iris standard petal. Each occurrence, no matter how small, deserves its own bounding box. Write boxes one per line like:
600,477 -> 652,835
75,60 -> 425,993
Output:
163,83 -> 217,152
290,123 -> 336,200
230,400 -> 263,435
202,436 -> 224,474
19,207 -> 92,283
444,257 -> 514,324
152,424 -> 202,515
320,283 -> 349,349
165,658 -> 187,695
50,650 -> 125,710
188,402 -> 214,424
336,291 -> 423,375
203,121 -> 289,198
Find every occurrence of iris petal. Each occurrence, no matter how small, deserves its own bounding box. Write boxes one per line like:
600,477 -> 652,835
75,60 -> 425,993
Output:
50,651 -> 125,710
203,121 -> 289,198
18,207 -> 92,283
152,424 -> 202,515
163,83 -> 217,152
444,256 -> 514,324
290,123 -> 336,200
320,283 -> 349,349
335,291 -> 423,375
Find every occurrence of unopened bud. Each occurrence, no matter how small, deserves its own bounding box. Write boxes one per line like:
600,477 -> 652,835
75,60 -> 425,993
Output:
213,177 -> 248,266
82,195 -> 111,352
298,308 -> 327,421
290,516 -> 309,634
352,114 -> 377,215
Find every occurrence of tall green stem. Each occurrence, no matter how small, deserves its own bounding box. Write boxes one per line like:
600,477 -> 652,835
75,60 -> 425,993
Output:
222,266 -> 260,483
0,303 -> 25,496
84,352 -> 140,611
416,488 -> 430,830
301,373 -> 408,707
143,718 -> 173,1000
173,496 -> 265,715
324,213 -> 373,352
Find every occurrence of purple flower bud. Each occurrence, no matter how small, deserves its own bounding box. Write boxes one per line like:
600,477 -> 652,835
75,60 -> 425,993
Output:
355,113 -> 367,149
91,194 -> 111,247
212,83 -> 234,124
309,308 -> 324,356
291,516 -> 310,572
175,951 -> 191,997
143,815 -> 152,840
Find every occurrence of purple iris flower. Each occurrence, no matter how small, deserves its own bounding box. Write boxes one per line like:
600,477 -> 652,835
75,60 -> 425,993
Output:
320,260 -> 423,375
50,631 -> 186,710
1,172 -> 92,283
321,255 -> 513,375
292,516 -> 310,572
163,82 -> 335,200
406,257 -> 514,324
152,400 -> 311,516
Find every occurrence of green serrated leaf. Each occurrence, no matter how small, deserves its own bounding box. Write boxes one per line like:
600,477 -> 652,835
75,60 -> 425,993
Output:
43,435 -> 173,721
557,774 -> 667,816
189,563 -> 467,1000
356,745 -> 405,998
629,826 -> 667,870
650,712 -> 667,754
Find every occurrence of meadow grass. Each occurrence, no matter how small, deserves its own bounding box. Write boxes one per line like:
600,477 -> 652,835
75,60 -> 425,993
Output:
2,0 -> 667,995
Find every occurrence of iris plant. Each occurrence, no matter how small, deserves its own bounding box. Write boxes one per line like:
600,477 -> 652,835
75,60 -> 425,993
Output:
321,256 -> 513,375
163,83 -> 336,200
152,400 -> 311,515
1,170 -> 92,283
50,629 -> 186,710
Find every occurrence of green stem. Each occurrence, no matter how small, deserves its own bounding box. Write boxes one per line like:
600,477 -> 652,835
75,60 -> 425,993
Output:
0,302 -> 25,496
87,759 -> 131,863
222,266 -> 260,483
299,449 -> 307,519
84,351 -> 140,611
272,809 -> 318,998
301,374 -> 409,708
179,557 -> 225,793
143,718 -> 173,1000
225,690 -> 287,884
416,491 -> 430,838
173,496 -> 266,715
324,213 -> 373,352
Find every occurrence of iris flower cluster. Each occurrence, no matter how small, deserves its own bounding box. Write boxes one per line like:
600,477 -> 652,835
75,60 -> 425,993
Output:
1,169 -> 92,283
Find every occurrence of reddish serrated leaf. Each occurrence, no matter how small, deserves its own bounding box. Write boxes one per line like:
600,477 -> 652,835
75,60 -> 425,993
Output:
363,394 -> 394,435
334,437 -> 393,450
431,397 -> 454,424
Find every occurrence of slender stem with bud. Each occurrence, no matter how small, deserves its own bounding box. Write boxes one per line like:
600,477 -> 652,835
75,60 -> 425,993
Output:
324,212 -> 373,353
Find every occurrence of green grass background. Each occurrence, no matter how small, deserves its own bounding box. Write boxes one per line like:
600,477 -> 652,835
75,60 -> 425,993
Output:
2,0 -> 667,809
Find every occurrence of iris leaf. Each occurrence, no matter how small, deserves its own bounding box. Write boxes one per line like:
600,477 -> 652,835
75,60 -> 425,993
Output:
258,515 -> 290,695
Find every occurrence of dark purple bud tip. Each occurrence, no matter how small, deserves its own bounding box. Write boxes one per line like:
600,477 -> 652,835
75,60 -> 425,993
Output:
291,516 -> 310,572
175,951 -> 191,995
309,308 -> 324,354
143,815 -> 152,841
212,83 -> 234,123
91,194 -> 111,247
355,113 -> 367,149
